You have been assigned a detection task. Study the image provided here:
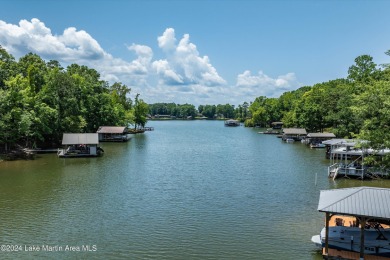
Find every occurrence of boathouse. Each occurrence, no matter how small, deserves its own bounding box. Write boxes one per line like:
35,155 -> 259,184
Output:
282,128 -> 307,141
322,138 -> 350,159
326,140 -> 390,179
97,126 -> 130,142
58,133 -> 103,158
316,187 -> 390,260
307,132 -> 336,144
271,122 -> 283,129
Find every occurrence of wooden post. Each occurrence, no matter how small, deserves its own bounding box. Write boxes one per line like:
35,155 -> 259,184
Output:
362,152 -> 364,179
360,217 -> 366,260
325,212 -> 330,257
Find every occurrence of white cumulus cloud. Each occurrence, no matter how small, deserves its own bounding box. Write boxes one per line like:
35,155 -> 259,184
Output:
235,70 -> 299,97
0,18 -> 106,61
126,44 -> 153,75
152,28 -> 226,87
0,18 -> 301,106
157,28 -> 176,52
0,18 -> 150,85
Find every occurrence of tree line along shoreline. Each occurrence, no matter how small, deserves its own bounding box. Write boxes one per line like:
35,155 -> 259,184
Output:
0,46 -> 148,157
1,45 -> 390,167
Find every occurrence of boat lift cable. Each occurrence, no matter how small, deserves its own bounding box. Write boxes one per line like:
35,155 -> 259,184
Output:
347,155 -> 363,168
374,225 -> 388,241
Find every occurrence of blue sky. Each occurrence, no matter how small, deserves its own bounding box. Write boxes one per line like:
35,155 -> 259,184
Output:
1,0 -> 390,106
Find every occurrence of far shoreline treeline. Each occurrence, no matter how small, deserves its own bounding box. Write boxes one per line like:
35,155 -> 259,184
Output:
148,103 -> 249,121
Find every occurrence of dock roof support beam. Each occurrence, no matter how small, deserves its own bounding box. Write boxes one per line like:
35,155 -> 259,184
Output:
359,216 -> 366,259
325,212 -> 330,257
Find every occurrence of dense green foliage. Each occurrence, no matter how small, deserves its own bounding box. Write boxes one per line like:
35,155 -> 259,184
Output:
246,52 -> 390,167
133,94 -> 149,129
245,54 -> 390,136
148,103 -> 197,119
0,46 -> 146,151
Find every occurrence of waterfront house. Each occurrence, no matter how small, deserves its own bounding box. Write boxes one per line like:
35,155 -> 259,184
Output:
58,133 -> 104,158
97,126 -> 131,142
282,128 -> 307,141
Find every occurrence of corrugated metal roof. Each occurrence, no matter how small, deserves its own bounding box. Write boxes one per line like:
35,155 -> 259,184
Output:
283,128 -> 307,135
318,187 -> 390,219
97,126 -> 126,134
322,139 -> 369,147
322,139 -> 348,145
62,133 -> 99,145
331,147 -> 390,156
307,132 -> 336,138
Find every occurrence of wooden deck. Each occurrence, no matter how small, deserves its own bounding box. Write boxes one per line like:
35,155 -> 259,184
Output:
127,127 -> 154,134
57,149 -> 101,158
324,248 -> 390,260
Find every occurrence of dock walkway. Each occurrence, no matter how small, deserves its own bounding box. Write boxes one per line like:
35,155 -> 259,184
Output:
25,148 -> 59,154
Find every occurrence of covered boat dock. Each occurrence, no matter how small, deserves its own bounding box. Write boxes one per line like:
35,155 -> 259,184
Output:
317,187 -> 390,260
282,128 -> 307,141
323,139 -> 351,159
224,119 -> 240,126
58,133 -> 103,158
97,126 -> 131,142
271,121 -> 283,129
326,140 -> 390,179
306,132 -> 336,146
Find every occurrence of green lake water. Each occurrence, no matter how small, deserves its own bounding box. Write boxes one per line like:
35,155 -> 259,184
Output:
1,120 -> 390,259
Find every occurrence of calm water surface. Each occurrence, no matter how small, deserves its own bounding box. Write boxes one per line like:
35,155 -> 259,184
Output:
1,120 -> 390,259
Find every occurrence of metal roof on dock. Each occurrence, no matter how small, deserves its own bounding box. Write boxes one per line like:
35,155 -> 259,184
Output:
322,139 -> 363,147
282,128 -> 307,135
62,133 -> 99,145
307,132 -> 336,138
97,126 -> 126,133
318,187 -> 390,220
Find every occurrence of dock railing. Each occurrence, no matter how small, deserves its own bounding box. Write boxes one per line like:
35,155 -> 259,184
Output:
328,163 -> 367,179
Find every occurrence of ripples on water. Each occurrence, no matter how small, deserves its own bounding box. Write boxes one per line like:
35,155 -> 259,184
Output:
1,120 -> 389,259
